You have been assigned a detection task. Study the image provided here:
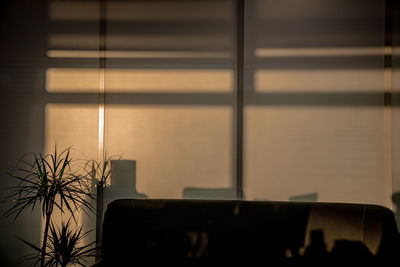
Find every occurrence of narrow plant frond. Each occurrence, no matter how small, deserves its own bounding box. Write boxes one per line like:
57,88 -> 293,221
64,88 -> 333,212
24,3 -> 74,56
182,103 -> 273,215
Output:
83,154 -> 121,187
15,236 -> 42,253
15,235 -> 50,267
2,147 -> 94,221
4,172 -> 38,186
23,252 -> 43,267
2,146 -> 96,267
58,193 -> 77,222
17,158 -> 35,168
44,219 -> 96,267
3,194 -> 42,222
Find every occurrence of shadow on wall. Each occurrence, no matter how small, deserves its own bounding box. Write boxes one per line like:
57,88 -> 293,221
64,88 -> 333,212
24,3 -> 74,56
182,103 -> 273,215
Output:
104,160 -> 239,201
290,192 -> 318,202
105,160 -> 147,203
183,187 -> 237,200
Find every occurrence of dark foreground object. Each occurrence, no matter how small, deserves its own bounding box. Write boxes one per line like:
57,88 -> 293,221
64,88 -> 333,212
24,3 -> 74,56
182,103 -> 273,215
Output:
99,199 -> 400,266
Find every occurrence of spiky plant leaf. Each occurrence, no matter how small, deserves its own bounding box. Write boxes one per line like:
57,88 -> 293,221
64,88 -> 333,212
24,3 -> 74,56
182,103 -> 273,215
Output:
45,219 -> 97,267
1,147 -> 94,222
83,154 -> 121,188
1,146 -> 95,267
16,220 -> 97,267
14,236 -> 47,267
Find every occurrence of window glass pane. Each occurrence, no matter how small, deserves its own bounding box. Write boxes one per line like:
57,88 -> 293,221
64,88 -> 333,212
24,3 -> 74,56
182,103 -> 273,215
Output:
244,0 -> 387,205
105,106 -> 233,198
104,0 -> 236,199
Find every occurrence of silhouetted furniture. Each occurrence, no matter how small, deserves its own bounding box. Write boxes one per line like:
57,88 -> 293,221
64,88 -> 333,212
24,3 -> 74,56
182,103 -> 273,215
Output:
98,199 -> 400,266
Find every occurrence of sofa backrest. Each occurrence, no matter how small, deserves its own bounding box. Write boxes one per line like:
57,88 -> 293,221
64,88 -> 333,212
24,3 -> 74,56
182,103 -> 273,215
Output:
101,199 -> 400,266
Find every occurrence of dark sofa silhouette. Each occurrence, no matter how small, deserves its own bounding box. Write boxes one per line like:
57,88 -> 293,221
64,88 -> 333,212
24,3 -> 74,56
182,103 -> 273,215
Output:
98,199 -> 400,266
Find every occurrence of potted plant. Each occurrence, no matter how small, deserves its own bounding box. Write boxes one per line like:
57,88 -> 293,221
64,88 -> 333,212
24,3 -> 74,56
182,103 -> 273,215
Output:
1,147 -> 95,267
83,154 -> 120,262
17,219 -> 96,267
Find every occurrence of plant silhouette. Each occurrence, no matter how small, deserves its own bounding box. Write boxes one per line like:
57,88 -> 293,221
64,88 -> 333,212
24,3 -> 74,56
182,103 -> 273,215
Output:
1,147 -> 94,266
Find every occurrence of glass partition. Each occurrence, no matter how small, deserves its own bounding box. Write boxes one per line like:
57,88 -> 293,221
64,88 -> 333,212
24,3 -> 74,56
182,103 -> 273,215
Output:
104,0 -> 237,199
243,0 -> 388,205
